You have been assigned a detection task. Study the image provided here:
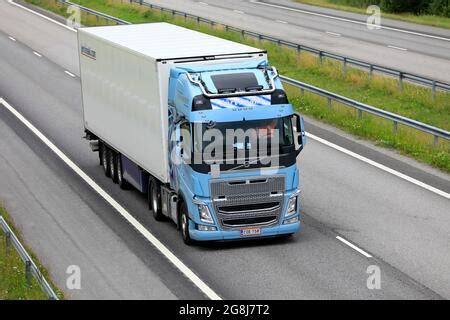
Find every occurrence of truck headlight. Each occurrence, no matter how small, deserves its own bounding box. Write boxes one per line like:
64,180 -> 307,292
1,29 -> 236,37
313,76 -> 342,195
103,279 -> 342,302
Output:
286,195 -> 298,216
197,204 -> 214,224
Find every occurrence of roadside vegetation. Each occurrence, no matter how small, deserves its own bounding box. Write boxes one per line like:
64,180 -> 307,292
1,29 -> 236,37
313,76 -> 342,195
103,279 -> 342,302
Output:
25,0 -> 450,172
0,206 -> 63,300
295,0 -> 450,29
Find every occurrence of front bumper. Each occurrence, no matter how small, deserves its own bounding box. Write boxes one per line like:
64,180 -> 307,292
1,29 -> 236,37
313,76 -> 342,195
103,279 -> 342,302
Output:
189,219 -> 301,241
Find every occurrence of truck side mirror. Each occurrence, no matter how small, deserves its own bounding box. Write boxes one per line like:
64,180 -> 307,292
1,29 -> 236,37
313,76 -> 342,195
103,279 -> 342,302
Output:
293,113 -> 306,156
294,114 -> 301,133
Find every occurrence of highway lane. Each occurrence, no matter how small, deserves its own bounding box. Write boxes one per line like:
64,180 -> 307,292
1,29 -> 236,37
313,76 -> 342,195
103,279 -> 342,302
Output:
1,0 -> 450,299
205,0 -> 450,58
0,107 -> 187,299
0,43 -> 439,299
143,0 -> 450,82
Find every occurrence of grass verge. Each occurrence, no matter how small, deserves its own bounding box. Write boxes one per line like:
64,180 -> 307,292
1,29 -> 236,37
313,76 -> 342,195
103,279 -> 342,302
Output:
25,0 -> 450,172
0,206 -> 63,300
294,0 -> 450,29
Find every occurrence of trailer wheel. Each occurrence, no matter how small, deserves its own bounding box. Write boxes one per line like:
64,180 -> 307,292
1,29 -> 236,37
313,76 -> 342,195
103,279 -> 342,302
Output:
117,156 -> 131,190
149,179 -> 164,221
180,201 -> 193,245
101,144 -> 111,178
110,151 -> 118,183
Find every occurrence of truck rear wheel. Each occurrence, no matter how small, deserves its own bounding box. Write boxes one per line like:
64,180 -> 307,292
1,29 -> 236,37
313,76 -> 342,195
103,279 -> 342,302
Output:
180,201 -> 193,245
116,156 -> 131,190
110,151 -> 118,183
101,144 -> 111,178
149,179 -> 164,221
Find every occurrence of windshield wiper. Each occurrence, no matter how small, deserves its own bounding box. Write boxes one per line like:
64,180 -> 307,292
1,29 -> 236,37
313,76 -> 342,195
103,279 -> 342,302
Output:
218,88 -> 237,94
245,85 -> 264,92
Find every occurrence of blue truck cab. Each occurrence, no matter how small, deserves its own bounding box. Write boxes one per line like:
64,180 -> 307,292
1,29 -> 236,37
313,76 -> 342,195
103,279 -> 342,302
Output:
167,60 -> 306,243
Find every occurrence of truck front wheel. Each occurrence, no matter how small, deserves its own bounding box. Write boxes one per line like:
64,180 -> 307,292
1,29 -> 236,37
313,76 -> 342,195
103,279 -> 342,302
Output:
149,179 -> 164,221
180,201 -> 193,245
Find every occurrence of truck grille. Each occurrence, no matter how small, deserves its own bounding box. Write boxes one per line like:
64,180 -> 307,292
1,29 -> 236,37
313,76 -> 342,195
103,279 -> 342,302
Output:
210,176 -> 285,230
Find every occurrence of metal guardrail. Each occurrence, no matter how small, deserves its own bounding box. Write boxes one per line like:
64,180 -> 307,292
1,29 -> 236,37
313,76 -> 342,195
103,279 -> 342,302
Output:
127,0 -> 450,96
0,216 -> 58,300
280,75 -> 450,144
62,1 -> 450,144
64,0 -> 450,95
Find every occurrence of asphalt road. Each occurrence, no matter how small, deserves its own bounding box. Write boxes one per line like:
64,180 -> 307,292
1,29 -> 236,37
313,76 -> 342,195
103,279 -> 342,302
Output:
143,0 -> 450,83
1,0 -> 450,299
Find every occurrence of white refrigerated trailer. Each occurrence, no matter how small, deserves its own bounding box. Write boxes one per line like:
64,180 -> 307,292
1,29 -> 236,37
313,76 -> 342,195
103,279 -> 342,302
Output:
78,22 -> 265,184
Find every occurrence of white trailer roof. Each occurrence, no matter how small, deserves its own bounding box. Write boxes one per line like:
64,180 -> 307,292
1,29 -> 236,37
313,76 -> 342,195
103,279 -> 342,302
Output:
79,22 -> 264,61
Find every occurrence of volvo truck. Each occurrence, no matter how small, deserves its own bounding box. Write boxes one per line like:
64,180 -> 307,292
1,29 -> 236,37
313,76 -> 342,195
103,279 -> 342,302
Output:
78,23 -> 306,244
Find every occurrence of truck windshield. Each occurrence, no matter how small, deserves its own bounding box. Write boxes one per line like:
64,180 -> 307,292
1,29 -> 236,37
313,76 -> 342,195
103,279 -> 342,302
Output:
189,116 -> 297,173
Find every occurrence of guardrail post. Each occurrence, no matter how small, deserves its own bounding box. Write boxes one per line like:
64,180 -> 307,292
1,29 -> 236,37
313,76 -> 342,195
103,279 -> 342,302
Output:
399,72 -> 403,92
369,65 -> 373,80
300,88 -> 304,96
328,97 -> 332,109
358,109 -> 363,120
342,58 -> 347,77
5,230 -> 11,255
433,135 -> 439,147
432,81 -> 436,100
393,121 -> 398,134
319,51 -> 323,65
197,16 -> 200,25
25,260 -> 32,288
241,30 -> 245,39
139,0 -> 142,5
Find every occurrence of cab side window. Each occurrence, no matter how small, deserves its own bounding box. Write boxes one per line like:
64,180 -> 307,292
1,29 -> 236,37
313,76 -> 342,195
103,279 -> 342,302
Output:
180,122 -> 192,161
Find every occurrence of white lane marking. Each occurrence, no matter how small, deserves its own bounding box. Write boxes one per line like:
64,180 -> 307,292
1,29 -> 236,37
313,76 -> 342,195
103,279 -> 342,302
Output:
33,51 -> 42,57
326,31 -> 341,37
8,0 -> 77,33
306,133 -> 450,199
252,1 -> 450,42
64,70 -> 76,78
233,10 -> 245,14
387,45 -> 408,51
8,36 -> 17,42
0,98 -> 222,301
276,20 -> 288,24
336,236 -> 372,258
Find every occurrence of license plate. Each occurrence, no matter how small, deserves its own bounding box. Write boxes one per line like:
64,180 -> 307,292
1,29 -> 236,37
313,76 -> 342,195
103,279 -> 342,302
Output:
240,227 -> 261,237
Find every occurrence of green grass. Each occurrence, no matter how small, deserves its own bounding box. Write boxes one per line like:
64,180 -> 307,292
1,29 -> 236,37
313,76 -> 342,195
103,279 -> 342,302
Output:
25,0 -> 450,172
294,0 -> 450,29
0,206 -> 63,300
